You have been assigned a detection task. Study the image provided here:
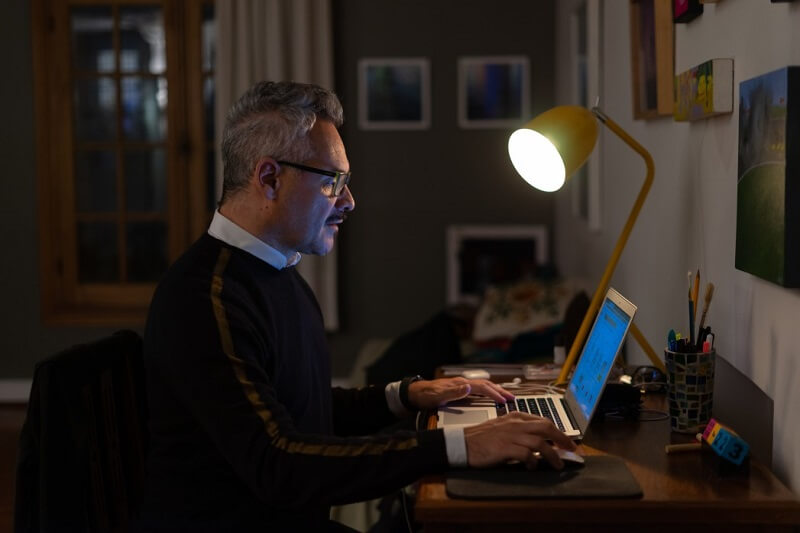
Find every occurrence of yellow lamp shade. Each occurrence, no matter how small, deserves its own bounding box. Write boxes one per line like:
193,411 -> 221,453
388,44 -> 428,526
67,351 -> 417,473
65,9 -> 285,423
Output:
508,105 -> 598,192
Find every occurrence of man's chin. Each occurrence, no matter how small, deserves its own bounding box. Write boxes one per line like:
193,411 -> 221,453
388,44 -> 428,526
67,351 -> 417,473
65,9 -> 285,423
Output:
303,235 -> 336,256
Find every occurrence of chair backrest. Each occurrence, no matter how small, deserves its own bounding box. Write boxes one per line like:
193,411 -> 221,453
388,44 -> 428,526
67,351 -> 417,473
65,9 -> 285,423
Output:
15,330 -> 147,533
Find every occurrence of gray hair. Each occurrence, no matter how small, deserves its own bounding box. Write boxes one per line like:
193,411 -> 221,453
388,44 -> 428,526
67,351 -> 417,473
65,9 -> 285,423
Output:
220,81 -> 344,203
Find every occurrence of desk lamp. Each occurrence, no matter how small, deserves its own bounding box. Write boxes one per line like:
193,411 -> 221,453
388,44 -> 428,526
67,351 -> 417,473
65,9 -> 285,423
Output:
508,105 -> 666,384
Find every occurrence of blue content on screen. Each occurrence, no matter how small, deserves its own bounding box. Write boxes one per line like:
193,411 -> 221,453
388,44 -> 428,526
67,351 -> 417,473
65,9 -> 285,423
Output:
568,299 -> 630,420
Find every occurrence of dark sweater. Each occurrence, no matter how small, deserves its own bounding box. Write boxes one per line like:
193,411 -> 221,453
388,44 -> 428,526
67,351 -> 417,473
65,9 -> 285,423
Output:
140,234 -> 448,531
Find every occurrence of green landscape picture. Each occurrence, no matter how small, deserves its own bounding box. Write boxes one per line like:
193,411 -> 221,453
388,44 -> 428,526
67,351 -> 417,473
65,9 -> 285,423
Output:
736,68 -> 789,285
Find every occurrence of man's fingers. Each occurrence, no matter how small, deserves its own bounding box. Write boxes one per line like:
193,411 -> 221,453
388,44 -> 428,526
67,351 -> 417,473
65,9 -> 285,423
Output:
465,380 -> 515,402
537,421 -> 578,451
465,412 -> 579,468
466,381 -> 507,403
505,412 -> 577,451
484,381 -> 516,401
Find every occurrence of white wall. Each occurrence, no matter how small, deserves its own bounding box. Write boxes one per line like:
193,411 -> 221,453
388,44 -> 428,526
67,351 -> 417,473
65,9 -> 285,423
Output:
555,0 -> 800,492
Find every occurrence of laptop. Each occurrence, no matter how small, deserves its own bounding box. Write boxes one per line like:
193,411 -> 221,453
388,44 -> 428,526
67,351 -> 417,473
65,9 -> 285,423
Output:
437,287 -> 636,439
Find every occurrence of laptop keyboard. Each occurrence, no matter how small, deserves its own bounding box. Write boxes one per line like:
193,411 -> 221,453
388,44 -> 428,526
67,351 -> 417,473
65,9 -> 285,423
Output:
496,397 -> 566,431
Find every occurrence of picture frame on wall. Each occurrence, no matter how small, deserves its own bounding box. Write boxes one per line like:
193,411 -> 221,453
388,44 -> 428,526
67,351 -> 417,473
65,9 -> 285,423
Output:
735,66 -> 800,287
457,56 -> 530,129
570,0 -> 603,231
358,58 -> 430,130
446,224 -> 549,305
629,0 -> 674,119
673,0 -> 703,23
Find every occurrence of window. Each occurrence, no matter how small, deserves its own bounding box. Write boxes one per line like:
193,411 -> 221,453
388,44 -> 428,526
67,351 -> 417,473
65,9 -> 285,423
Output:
33,0 -> 216,324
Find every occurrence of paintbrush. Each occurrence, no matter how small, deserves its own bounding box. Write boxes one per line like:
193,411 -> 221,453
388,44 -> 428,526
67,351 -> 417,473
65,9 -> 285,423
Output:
697,282 -> 715,335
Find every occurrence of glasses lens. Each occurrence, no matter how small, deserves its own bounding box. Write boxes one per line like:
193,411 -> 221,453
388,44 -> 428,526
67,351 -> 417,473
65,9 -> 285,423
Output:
335,173 -> 350,196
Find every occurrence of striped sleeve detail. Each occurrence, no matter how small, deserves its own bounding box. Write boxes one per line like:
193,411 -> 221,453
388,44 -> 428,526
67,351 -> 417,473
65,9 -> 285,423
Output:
210,247 -> 418,456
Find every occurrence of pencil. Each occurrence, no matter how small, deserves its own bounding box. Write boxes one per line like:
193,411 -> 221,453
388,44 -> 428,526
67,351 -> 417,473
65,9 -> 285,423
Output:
665,442 -> 702,454
688,272 -> 695,346
692,269 -> 700,317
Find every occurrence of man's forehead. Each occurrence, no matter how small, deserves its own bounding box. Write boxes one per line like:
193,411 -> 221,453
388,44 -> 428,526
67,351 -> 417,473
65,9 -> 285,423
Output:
309,120 -> 348,168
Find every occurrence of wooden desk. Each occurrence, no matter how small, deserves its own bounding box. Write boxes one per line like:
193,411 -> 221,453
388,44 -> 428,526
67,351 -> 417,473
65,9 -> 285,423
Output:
415,392 -> 800,532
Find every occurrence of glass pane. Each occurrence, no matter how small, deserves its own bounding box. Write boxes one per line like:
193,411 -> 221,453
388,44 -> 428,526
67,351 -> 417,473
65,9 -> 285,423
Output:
74,77 -> 117,141
206,148 -> 217,211
78,222 -> 118,282
71,6 -> 114,73
120,6 -> 165,74
121,76 -> 167,141
75,150 -> 116,212
125,149 -> 166,212
202,3 -> 215,71
126,221 -> 167,282
204,76 -> 214,142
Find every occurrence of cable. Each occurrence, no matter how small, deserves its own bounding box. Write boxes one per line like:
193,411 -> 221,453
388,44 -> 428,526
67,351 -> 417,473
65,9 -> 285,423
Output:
500,383 -> 566,396
399,487 -> 413,533
639,409 -> 669,421
629,365 -> 668,393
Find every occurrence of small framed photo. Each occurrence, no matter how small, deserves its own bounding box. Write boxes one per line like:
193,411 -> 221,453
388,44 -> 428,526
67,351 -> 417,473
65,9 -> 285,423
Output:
358,58 -> 430,130
458,56 -> 530,129
630,0 -> 674,118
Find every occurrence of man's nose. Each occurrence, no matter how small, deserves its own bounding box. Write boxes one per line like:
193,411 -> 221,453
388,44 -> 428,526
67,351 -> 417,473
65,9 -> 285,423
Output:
336,184 -> 355,211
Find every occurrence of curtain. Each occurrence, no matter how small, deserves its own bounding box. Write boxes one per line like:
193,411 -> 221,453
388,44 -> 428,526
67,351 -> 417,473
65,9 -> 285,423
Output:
215,0 -> 339,330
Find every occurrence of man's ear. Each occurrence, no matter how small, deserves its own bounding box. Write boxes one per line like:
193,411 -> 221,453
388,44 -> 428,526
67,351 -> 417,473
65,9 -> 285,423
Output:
255,158 -> 281,199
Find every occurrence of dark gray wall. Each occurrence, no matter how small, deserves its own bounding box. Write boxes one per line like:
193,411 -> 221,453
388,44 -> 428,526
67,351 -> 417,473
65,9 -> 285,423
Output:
0,0 -> 555,379
328,0 -> 557,375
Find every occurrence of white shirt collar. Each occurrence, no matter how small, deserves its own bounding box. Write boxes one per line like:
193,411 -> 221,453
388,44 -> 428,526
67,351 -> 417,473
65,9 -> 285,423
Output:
207,210 -> 301,270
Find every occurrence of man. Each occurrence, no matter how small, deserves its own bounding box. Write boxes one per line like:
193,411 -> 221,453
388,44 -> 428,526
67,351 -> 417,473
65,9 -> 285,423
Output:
140,81 -> 575,531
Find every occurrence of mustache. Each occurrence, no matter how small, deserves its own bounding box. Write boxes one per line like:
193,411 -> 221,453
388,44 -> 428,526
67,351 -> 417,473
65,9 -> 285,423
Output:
326,213 -> 348,224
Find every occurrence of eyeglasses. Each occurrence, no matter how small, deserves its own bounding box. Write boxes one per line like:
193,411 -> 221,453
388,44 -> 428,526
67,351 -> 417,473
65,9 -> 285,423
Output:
277,160 -> 351,197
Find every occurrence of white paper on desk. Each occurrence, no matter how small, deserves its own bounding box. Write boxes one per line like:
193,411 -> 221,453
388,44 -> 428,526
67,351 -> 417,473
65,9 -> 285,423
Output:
439,365 -> 524,377
522,364 -> 563,380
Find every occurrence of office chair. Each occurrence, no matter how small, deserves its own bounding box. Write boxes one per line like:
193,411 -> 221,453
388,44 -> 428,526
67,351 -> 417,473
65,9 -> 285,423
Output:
14,330 -> 147,533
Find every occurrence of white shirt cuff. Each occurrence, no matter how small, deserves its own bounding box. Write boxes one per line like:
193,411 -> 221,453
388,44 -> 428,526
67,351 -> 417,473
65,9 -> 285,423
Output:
386,382 -> 467,466
444,427 -> 468,467
385,381 -> 410,417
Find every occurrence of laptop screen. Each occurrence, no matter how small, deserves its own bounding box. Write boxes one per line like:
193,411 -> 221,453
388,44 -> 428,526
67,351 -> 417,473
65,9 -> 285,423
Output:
567,292 -> 634,422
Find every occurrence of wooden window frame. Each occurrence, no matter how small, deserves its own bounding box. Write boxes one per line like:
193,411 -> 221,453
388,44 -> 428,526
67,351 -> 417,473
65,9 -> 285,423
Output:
32,0 -> 213,325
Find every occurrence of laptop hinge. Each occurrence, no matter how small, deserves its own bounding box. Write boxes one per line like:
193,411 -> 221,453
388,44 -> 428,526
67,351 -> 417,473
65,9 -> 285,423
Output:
561,397 -> 580,433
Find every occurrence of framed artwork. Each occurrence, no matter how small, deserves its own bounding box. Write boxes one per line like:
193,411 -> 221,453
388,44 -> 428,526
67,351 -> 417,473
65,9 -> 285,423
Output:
446,225 -> 549,305
457,56 -> 530,129
629,0 -> 674,119
570,0 -> 603,231
736,67 -> 800,287
673,0 -> 703,23
673,58 -> 734,121
358,58 -> 430,130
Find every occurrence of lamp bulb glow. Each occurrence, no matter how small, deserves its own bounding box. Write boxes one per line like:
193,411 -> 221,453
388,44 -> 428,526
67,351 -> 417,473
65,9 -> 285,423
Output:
508,128 -> 566,192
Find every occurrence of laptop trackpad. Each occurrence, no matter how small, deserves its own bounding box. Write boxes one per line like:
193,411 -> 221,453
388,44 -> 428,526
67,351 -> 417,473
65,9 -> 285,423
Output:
439,408 -> 490,426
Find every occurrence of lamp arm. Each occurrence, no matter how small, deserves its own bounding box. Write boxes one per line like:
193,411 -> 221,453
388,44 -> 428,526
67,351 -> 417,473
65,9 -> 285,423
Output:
555,108 -> 656,385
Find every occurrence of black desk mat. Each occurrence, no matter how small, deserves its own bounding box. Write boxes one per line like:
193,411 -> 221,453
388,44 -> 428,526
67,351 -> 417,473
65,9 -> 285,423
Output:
445,456 -> 643,499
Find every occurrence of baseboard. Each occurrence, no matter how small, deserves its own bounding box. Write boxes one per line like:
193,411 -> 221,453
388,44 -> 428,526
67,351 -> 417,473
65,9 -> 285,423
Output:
0,379 -> 31,403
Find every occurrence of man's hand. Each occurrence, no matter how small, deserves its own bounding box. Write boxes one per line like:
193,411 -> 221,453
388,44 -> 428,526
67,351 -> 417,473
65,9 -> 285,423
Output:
463,412 -> 577,469
406,377 -> 515,410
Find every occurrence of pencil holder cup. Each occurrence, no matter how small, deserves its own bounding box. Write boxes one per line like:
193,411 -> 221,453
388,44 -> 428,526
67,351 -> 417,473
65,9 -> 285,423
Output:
664,349 -> 715,434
